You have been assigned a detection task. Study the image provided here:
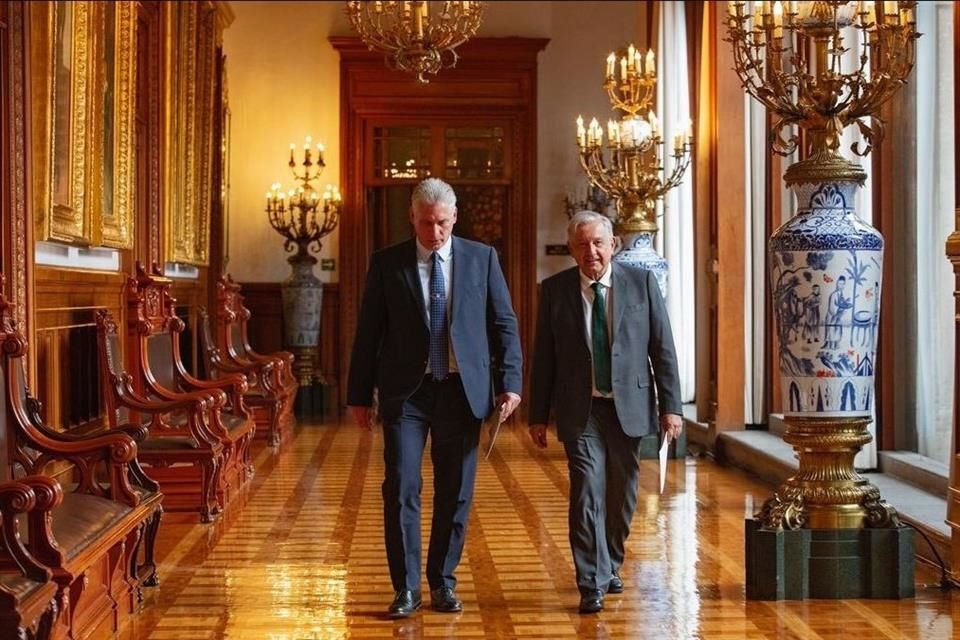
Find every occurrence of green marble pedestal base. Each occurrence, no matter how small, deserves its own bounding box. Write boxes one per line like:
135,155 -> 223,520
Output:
745,519 -> 915,600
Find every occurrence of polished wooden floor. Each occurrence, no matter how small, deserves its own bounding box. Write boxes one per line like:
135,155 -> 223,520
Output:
121,420 -> 959,639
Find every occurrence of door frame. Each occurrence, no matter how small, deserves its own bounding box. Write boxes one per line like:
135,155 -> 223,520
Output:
331,36 -> 548,410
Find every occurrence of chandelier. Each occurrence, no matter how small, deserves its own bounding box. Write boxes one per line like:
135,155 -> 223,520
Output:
345,1 -> 485,83
725,0 -> 918,165
575,44 -> 693,235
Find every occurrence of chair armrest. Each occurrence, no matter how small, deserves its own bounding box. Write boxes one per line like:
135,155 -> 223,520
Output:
18,476 -> 65,570
0,480 -> 52,583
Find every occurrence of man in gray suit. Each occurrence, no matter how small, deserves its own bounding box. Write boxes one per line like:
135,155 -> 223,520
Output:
347,178 -> 522,618
528,210 -> 682,614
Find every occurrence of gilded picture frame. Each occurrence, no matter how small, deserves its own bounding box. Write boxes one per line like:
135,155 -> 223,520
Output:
164,1 -> 215,266
30,0 -> 136,250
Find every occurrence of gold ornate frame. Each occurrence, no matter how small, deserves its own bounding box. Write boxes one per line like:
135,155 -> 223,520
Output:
30,0 -> 136,249
164,1 -> 215,266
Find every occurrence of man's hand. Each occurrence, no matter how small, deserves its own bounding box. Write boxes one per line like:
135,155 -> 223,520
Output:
660,413 -> 682,444
529,424 -> 548,449
350,405 -> 374,431
495,392 -> 522,423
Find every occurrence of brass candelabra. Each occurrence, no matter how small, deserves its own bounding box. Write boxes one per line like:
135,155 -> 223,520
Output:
265,137 -> 342,386
576,45 -> 693,235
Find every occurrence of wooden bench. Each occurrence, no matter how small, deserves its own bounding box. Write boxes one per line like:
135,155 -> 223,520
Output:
122,265 -> 256,511
1,287 -> 163,639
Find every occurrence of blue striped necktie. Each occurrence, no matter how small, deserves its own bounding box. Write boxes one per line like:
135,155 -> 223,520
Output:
429,252 -> 449,381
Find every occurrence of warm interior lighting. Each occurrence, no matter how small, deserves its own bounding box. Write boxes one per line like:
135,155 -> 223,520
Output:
345,1 -> 485,83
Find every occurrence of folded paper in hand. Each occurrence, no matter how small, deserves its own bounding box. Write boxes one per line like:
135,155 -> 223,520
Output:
481,403 -> 506,460
658,435 -> 670,494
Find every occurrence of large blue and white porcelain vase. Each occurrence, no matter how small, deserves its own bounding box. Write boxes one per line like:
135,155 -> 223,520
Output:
770,156 -> 881,418
614,229 -> 668,298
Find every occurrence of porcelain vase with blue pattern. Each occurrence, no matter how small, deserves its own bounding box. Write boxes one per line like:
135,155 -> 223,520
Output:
770,177 -> 882,418
614,230 -> 669,298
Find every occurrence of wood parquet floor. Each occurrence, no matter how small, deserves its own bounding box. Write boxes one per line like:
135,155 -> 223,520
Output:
120,421 -> 960,639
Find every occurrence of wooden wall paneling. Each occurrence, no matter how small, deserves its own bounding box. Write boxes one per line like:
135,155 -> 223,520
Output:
708,5 -> 746,440
33,266 -> 126,431
331,37 -> 547,412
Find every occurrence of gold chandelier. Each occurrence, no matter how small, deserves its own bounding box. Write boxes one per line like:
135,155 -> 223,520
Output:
345,1 -> 485,83
725,0 -> 918,168
576,44 -> 693,235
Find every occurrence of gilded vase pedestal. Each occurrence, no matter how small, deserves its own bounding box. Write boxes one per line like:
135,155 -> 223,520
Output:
745,153 -> 914,601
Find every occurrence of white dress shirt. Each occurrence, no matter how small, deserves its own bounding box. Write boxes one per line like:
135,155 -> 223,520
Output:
416,238 -> 459,373
579,266 -> 614,398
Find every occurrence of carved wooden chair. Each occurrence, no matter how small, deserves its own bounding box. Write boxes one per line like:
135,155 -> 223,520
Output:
125,265 -> 255,508
97,309 -> 223,523
220,275 -> 298,400
0,286 -> 163,638
197,277 -> 296,446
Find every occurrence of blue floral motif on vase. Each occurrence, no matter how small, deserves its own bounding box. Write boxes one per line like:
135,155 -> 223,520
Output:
613,230 -> 669,298
770,181 -> 882,417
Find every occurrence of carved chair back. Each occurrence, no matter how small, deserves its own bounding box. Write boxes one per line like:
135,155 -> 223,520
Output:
126,263 -> 188,396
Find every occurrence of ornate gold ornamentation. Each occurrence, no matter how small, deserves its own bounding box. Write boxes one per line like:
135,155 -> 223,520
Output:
99,1 -> 137,249
30,1 -> 136,250
11,1 -> 29,332
346,1 -> 485,84
725,1 -> 919,158
164,2 -> 215,266
575,45 -> 693,235
757,416 -> 901,530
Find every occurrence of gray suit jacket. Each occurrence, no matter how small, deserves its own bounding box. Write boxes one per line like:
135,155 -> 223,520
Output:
347,236 -> 522,424
528,263 -> 681,442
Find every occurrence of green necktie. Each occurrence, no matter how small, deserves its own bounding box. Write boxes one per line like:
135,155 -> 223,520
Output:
591,282 -> 612,394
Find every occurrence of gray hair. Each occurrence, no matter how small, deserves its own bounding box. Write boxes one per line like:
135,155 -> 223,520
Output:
567,210 -> 614,241
412,177 -> 457,209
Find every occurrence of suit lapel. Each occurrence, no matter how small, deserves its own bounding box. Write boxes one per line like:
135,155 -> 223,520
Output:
612,263 -> 628,338
450,236 -> 469,326
401,239 -> 428,328
565,268 -> 589,349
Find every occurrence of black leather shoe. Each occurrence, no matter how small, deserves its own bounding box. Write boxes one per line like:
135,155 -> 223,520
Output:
430,587 -> 463,613
608,572 -> 624,594
388,590 -> 422,618
579,589 -> 604,614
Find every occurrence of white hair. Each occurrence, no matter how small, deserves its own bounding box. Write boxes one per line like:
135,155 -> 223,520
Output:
412,178 -> 457,209
567,210 -> 614,241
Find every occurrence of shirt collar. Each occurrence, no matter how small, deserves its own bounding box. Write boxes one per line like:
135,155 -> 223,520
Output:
579,264 -> 613,292
416,237 -> 453,263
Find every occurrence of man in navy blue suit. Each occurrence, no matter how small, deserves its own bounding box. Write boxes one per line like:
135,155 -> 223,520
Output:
347,178 -> 523,618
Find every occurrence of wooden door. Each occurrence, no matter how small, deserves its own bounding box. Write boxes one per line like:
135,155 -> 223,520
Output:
332,37 -> 548,410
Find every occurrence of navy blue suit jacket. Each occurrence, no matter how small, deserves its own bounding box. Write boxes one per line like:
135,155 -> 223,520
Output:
347,236 -> 522,424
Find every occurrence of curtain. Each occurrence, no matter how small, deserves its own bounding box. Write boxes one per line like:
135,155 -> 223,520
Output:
656,2 -> 696,404
914,2 -> 955,466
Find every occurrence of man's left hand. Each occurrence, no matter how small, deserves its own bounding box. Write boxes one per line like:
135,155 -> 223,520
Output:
660,413 -> 683,444
495,392 -> 522,423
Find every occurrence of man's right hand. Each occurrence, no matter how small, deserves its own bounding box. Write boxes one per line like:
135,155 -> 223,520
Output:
529,424 -> 548,449
350,405 -> 374,431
